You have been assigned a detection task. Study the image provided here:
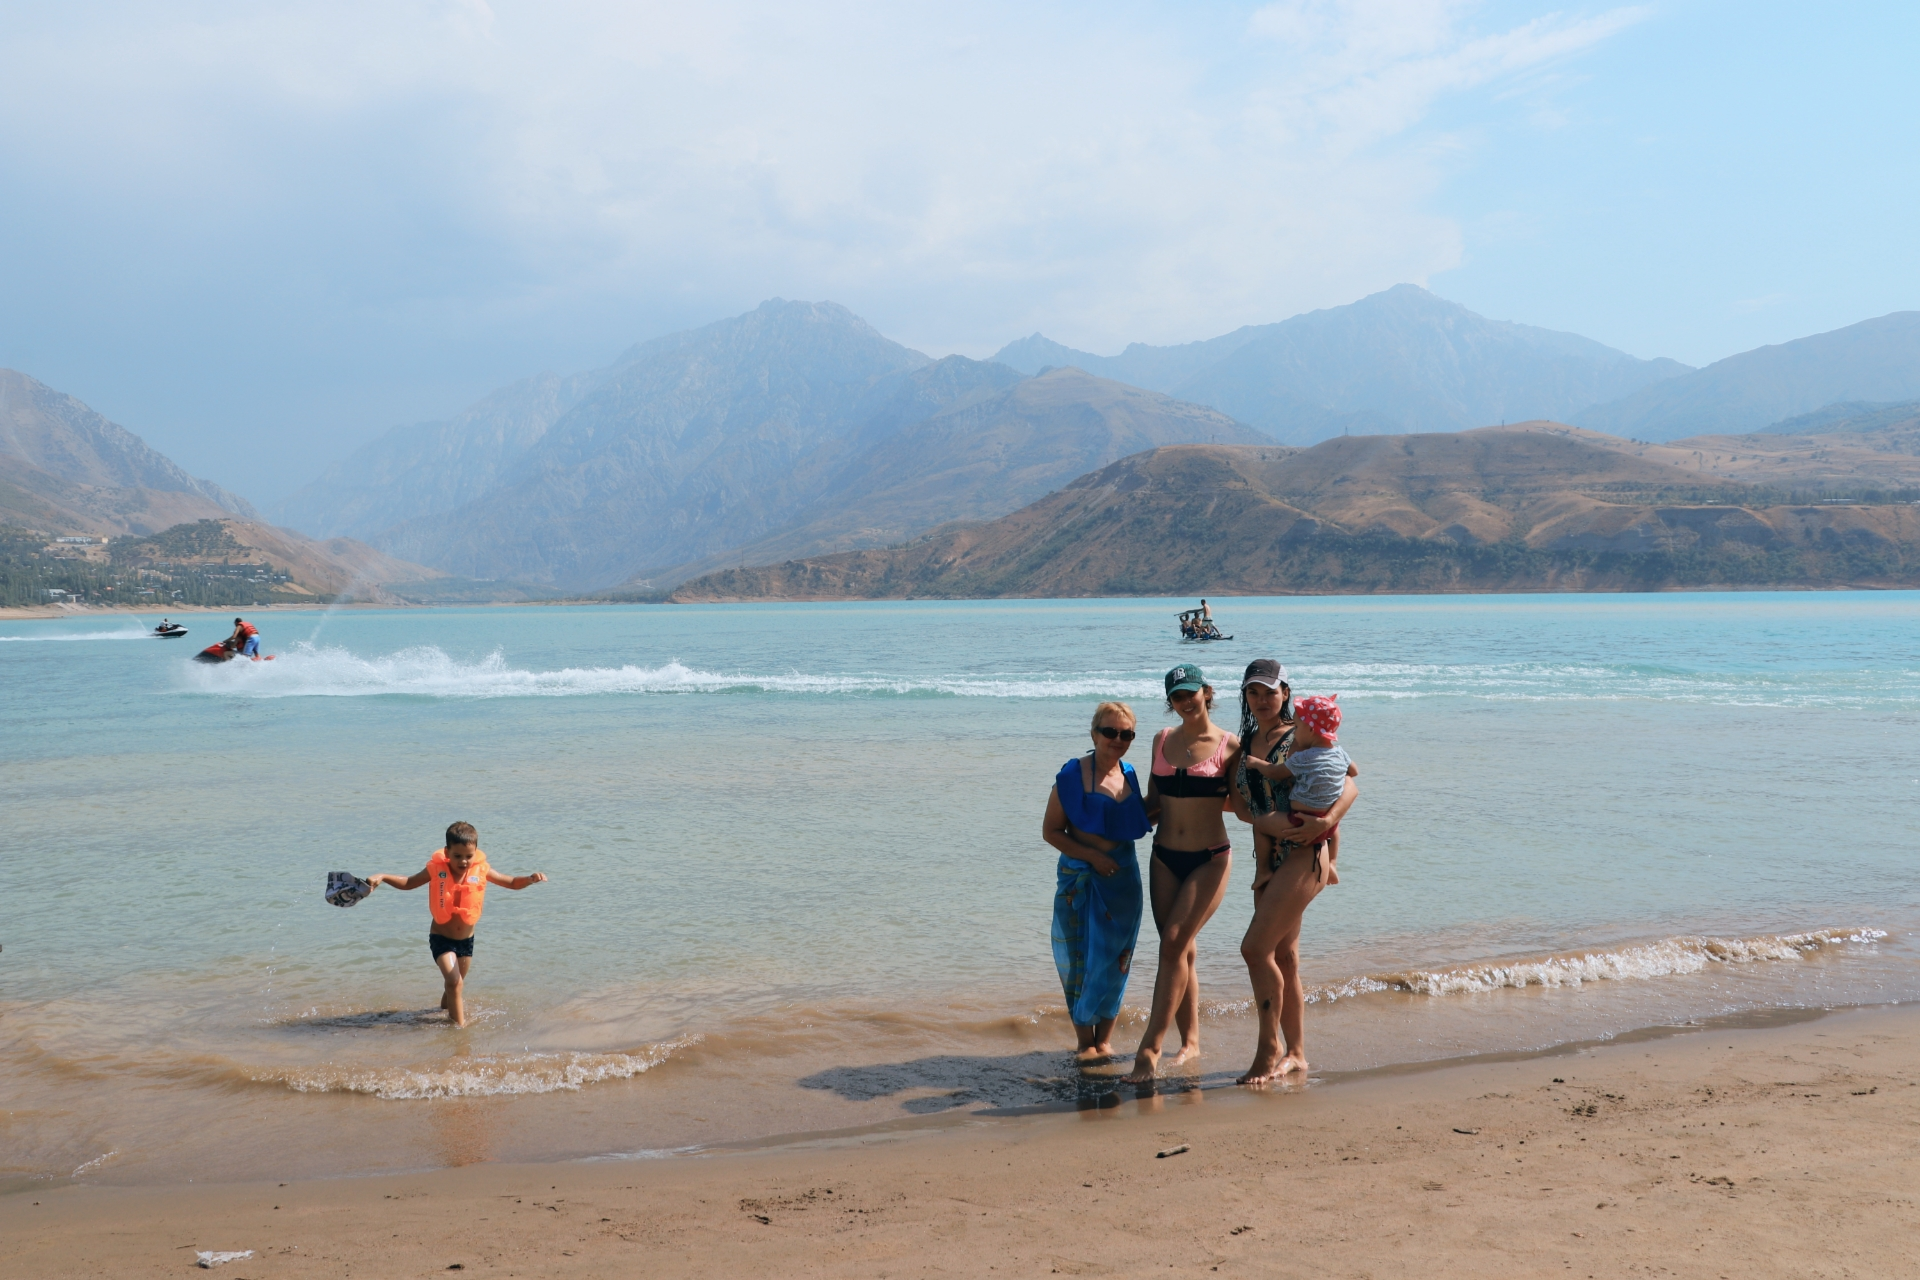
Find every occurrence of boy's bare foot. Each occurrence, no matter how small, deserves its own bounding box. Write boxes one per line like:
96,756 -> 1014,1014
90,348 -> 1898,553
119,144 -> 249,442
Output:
1073,1045 -> 1111,1064
1119,1048 -> 1160,1084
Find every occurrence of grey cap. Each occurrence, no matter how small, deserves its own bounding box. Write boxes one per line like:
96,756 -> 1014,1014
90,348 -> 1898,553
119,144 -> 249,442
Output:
1241,658 -> 1288,690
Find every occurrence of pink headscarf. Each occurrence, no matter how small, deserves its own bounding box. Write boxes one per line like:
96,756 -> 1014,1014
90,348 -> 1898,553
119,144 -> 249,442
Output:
1295,693 -> 1341,742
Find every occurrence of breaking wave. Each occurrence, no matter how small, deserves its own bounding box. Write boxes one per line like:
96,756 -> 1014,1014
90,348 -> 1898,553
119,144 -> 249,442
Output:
173,643 -> 1920,705
265,1037 -> 697,1099
181,643 -> 1155,700
1307,927 -> 1888,1003
0,627 -> 153,642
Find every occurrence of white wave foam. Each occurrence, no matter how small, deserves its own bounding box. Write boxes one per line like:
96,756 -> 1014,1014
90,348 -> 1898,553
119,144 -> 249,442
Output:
71,1150 -> 117,1176
267,1037 -> 696,1098
184,643 -> 1159,700
171,641 -> 1920,706
1307,927 -> 1887,1003
0,628 -> 151,642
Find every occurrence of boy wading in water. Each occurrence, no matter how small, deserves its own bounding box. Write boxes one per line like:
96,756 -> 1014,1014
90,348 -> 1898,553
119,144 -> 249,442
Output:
366,822 -> 547,1027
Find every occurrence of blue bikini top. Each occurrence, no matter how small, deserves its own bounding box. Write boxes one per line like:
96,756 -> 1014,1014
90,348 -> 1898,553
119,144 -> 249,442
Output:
1055,757 -> 1151,842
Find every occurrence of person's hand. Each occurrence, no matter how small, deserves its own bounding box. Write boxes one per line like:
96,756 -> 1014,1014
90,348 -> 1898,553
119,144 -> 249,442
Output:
528,872 -> 548,884
1244,756 -> 1285,778
1286,811 -> 1335,843
1087,852 -> 1119,878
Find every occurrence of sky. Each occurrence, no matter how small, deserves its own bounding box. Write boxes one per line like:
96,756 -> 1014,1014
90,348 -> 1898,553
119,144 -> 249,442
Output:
1,1 -> 1916,504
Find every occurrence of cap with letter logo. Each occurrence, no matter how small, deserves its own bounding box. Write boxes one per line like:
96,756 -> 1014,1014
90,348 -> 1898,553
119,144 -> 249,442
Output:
1164,664 -> 1206,695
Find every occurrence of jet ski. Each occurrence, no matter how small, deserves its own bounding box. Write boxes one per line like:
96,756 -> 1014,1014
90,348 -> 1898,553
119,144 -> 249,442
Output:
154,623 -> 189,638
194,640 -> 274,663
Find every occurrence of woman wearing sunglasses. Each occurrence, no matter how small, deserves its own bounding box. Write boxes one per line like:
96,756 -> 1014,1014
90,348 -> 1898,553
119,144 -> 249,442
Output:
1228,658 -> 1358,1083
1119,664 -> 1239,1084
1041,701 -> 1150,1061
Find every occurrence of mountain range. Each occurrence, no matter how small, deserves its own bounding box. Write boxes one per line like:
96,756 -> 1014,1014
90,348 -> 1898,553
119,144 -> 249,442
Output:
259,288 -> 1920,594
670,420 -> 1920,602
11,285 -> 1920,603
993,284 -> 1693,442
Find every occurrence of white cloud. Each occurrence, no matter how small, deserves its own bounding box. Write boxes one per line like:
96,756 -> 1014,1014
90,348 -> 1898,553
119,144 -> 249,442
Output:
0,1 -> 1645,355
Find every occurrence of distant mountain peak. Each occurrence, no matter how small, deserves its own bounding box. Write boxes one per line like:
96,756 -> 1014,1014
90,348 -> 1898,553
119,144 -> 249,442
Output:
0,369 -> 258,519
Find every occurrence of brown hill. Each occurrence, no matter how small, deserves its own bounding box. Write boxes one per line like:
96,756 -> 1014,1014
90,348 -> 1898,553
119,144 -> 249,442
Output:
108,519 -> 442,599
647,366 -> 1267,586
1545,421 -> 1920,488
0,369 -> 256,517
671,423 -> 1920,600
0,453 -> 242,536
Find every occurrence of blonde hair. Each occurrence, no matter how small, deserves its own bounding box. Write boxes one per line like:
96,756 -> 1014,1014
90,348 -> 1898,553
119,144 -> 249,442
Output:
1091,700 -> 1136,732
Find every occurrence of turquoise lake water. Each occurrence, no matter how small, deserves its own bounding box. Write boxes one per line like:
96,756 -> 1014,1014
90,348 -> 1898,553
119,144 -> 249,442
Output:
2,593 -> 1916,1185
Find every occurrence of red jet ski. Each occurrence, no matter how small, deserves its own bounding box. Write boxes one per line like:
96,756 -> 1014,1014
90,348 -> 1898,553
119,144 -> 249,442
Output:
194,640 -> 274,663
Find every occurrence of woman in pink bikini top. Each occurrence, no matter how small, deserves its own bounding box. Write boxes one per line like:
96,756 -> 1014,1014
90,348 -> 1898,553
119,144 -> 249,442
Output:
1120,663 -> 1239,1085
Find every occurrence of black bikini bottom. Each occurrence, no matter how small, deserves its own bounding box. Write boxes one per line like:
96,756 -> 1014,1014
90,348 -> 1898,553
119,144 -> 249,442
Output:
1152,841 -> 1230,884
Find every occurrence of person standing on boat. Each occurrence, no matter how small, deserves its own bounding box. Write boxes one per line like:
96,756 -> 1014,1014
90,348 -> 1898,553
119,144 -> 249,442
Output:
1120,665 -> 1238,1084
1041,702 -> 1150,1061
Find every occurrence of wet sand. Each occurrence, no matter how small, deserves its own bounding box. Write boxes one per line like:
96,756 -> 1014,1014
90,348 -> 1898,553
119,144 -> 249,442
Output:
8,1003 -> 1916,1278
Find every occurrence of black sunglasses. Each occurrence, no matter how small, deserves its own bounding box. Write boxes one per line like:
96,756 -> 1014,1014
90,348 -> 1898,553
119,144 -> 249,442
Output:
1095,726 -> 1137,742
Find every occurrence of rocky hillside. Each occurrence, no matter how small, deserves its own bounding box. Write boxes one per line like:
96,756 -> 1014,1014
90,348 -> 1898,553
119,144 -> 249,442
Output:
0,370 -> 257,518
671,424 -> 1920,600
644,366 -> 1267,587
348,301 -> 1273,591
0,369 -> 263,536
269,370 -> 607,540
111,519 -> 441,599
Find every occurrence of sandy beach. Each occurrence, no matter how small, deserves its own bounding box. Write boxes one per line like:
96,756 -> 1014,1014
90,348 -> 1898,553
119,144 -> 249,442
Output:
8,1003 -> 1915,1278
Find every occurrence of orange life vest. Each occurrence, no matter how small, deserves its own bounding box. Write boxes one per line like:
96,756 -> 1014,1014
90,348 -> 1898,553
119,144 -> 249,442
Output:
427,848 -> 489,926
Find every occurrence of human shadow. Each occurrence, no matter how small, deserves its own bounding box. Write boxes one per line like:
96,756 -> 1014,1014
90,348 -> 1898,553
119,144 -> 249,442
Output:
796,1050 -> 1238,1117
274,1008 -> 448,1033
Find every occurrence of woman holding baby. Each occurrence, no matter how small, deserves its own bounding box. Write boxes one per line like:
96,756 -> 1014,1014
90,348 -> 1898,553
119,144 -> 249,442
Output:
1228,658 -> 1358,1084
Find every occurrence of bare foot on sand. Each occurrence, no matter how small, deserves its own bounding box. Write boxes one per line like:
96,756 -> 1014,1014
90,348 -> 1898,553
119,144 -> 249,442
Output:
1120,1048 -> 1160,1084
1074,1044 -> 1115,1064
1166,1041 -> 1200,1069
1278,1052 -> 1309,1076
1237,1052 -> 1283,1085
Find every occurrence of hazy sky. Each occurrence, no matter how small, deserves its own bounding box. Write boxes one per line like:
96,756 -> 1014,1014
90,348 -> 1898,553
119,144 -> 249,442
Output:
2,1 -> 1916,503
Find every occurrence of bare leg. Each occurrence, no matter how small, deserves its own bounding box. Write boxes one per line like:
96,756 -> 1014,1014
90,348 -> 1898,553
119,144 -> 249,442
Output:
1074,1016 -> 1119,1062
435,951 -> 472,1028
1238,847 -> 1325,1084
1168,939 -> 1202,1066
1326,830 -> 1340,885
1121,854 -> 1231,1084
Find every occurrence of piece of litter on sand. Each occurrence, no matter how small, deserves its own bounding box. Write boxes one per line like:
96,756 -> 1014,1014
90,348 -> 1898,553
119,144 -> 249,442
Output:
196,1251 -> 253,1268
1156,1144 -> 1190,1159
1453,1127 -> 1480,1135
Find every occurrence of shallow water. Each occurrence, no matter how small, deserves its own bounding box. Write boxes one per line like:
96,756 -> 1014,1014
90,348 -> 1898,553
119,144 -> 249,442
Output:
2,593 -> 1917,1185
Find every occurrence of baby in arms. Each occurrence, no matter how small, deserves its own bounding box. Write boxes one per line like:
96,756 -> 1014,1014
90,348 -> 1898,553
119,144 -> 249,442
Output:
1243,694 -> 1354,883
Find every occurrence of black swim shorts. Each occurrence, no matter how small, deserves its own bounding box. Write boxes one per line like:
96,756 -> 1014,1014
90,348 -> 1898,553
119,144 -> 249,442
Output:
429,933 -> 474,959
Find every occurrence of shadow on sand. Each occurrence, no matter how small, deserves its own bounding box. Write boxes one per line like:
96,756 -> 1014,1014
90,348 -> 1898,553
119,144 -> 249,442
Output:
797,1050 -> 1239,1117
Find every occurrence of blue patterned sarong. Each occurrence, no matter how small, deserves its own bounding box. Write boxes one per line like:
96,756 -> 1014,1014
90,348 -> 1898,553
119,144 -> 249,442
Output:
1053,840 -> 1143,1026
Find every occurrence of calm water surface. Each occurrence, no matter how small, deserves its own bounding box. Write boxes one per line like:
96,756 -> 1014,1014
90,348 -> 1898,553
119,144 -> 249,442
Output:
2,593 -> 1917,1185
